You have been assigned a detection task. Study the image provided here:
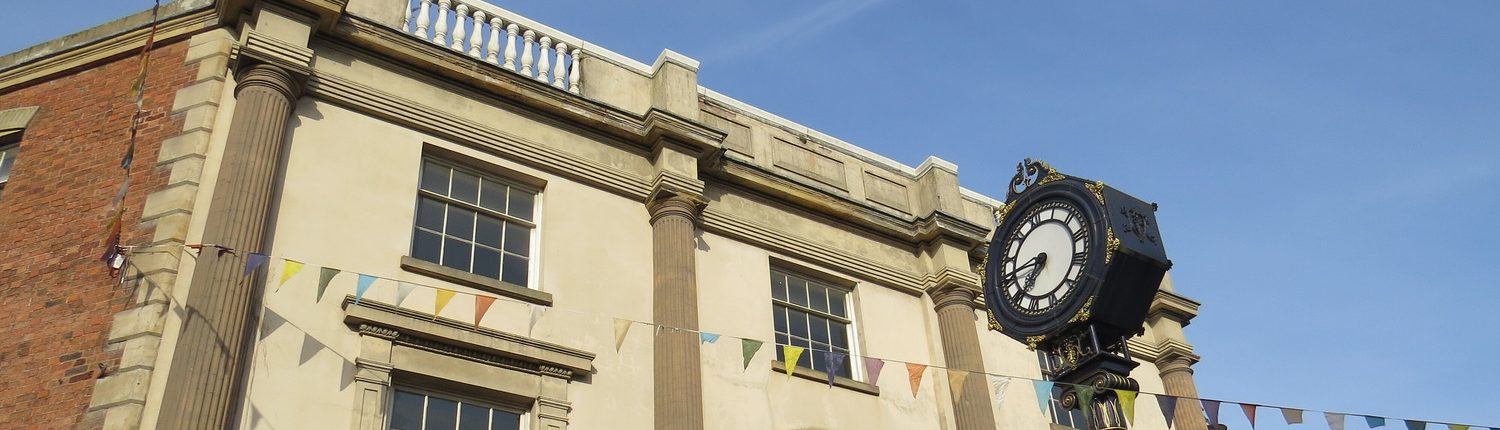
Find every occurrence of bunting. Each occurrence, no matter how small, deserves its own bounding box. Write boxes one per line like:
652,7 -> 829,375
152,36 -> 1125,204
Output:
1075,386 -> 1096,425
825,352 -> 847,387
947,369 -> 969,402
1326,412 -> 1345,430
1035,381 -> 1055,413
1447,425 -> 1468,430
741,339 -> 763,371
1367,416 -> 1386,427
473,295 -> 496,328
699,332 -> 720,344
243,253 -> 268,277
1116,389 -> 1137,426
317,268 -> 340,302
527,305 -> 546,335
1241,403 -> 1257,429
863,357 -> 885,386
433,289 -> 456,318
906,363 -> 927,397
278,260 -> 304,288
613,319 -> 632,352
1405,421 -> 1425,430
1157,394 -> 1178,427
1203,399 -> 1221,426
354,274 -> 376,305
1284,408 -> 1304,424
782,346 -> 805,378
396,282 -> 417,306
990,376 -> 1011,416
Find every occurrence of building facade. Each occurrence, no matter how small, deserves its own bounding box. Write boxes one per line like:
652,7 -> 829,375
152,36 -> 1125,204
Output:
0,1 -> 1207,429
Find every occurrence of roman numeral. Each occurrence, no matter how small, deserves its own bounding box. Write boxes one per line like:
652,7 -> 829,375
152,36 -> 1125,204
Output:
1072,229 -> 1087,243
1062,210 -> 1074,226
1072,251 -> 1087,265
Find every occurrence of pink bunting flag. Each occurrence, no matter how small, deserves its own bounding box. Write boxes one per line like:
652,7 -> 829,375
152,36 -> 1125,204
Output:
473,295 -> 496,328
1242,403 -> 1258,429
863,357 -> 885,386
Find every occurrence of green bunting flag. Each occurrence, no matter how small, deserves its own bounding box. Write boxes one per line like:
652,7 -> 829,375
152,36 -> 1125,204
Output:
1241,403 -> 1257,429
782,346 -> 805,378
1447,425 -> 1469,430
1405,420 -> 1425,430
741,339 -> 763,371
863,357 -> 885,386
1034,380 -> 1054,413
317,268 -> 340,302
1326,412 -> 1345,430
354,274 -> 376,305
1115,389 -> 1138,426
1075,386 -> 1096,425
1367,416 -> 1387,427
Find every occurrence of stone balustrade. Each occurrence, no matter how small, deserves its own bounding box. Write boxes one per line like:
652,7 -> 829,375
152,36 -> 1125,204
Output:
402,0 -> 581,93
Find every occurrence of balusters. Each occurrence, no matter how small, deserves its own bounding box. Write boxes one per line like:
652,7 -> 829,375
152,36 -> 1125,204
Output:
432,0 -> 451,45
536,36 -> 552,82
485,18 -> 502,63
402,0 -> 413,31
503,24 -> 519,70
413,0 -> 432,38
466,10 -> 485,56
568,49 -> 581,94
449,4 -> 469,51
552,42 -> 568,88
520,30 -> 535,76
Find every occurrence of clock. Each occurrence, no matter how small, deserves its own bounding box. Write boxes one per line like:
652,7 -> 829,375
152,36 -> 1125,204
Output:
984,159 -> 1172,346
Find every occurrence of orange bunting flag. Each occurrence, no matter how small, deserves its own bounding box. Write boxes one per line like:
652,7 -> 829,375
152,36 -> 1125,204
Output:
906,363 -> 927,397
782,346 -> 805,378
473,295 -> 496,328
433,288 -> 456,318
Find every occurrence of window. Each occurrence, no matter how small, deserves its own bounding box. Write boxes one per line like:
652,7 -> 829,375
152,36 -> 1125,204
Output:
1039,350 -> 1087,429
389,388 -> 523,430
411,158 -> 537,288
771,268 -> 855,379
0,143 -> 16,199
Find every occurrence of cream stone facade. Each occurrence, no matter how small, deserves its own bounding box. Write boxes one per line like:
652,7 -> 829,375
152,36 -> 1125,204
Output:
0,0 -> 1207,429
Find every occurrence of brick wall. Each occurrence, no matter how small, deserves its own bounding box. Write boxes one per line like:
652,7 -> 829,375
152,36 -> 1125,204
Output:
0,38 -> 193,430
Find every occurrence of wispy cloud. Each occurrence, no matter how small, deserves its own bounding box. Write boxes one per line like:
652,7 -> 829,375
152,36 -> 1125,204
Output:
703,0 -> 890,63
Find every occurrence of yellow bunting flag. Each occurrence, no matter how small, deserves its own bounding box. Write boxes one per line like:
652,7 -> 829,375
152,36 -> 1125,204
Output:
1116,389 -> 1138,425
1446,425 -> 1468,430
947,369 -> 970,402
278,260 -> 304,289
906,363 -> 927,397
782,346 -> 805,378
473,295 -> 496,328
613,319 -> 632,351
433,289 -> 456,319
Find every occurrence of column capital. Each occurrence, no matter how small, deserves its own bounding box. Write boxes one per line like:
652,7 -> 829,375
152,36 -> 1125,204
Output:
647,193 -> 706,225
235,63 -> 302,101
925,268 -> 983,312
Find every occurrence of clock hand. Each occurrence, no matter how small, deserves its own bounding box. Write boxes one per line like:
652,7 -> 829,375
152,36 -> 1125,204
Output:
1022,253 -> 1047,292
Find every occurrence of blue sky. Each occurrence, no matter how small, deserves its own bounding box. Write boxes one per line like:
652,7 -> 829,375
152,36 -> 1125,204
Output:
5,1 -> 1498,428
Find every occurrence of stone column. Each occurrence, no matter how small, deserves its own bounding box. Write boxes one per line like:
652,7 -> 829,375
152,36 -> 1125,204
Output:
930,285 -> 998,430
648,194 -> 705,430
156,63 -> 300,430
1158,354 -> 1207,430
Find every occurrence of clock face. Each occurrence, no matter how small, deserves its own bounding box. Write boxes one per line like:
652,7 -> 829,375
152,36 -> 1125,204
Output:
997,199 -> 1093,316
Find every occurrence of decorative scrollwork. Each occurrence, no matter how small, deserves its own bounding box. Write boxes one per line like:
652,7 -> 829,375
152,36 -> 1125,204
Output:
1067,296 -> 1094,324
1025,335 -> 1048,351
1105,228 -> 1120,264
1006,158 -> 1061,201
1119,207 -> 1159,244
994,201 -> 1015,224
987,310 -> 1003,333
1086,181 -> 1106,206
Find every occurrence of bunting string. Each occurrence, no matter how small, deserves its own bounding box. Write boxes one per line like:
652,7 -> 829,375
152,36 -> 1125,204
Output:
121,244 -> 1495,430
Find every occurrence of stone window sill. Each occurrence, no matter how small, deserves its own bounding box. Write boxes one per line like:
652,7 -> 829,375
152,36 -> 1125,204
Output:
770,360 -> 880,396
400,256 -> 553,307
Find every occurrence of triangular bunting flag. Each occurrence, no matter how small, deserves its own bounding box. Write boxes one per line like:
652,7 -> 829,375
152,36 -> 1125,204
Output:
1203,399 -> 1221,426
317,268 -> 340,302
1326,412 -> 1345,430
990,376 -> 1011,416
473,295 -> 496,328
527,305 -> 546,335
396,282 -> 417,306
1075,386 -> 1097,425
1241,403 -> 1258,429
434,288 -> 456,318
741,339 -> 763,371
278,260 -> 304,289
1283,408 -> 1304,424
354,274 -> 376,305
825,352 -> 847,387
1404,421 -> 1425,430
1157,394 -> 1179,428
946,369 -> 969,402
906,363 -> 927,397
613,319 -> 632,352
243,253 -> 268,277
259,308 -> 286,340
782,346 -> 805,378
863,357 -> 885,386
1115,389 -> 1138,426
1367,416 -> 1387,427
1446,425 -> 1468,430
699,332 -> 720,344
1035,380 -> 1055,413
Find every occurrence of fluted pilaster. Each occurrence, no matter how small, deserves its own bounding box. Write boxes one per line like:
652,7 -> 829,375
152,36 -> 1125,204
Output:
649,194 -> 705,430
156,64 -> 300,430
930,286 -> 998,430
1158,355 -> 1208,430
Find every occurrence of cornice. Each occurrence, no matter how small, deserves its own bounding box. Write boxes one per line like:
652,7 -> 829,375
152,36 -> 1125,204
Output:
1148,289 -> 1201,325
700,207 -> 925,295
343,296 -> 594,377
913,210 -> 991,249
0,4 -> 217,93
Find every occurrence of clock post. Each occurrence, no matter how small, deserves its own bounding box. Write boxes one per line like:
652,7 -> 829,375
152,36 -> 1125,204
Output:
983,159 -> 1172,430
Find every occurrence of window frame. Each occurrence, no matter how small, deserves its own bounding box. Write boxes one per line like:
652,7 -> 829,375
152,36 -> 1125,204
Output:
387,385 -> 529,430
769,264 -> 865,383
409,156 -> 543,291
0,142 -> 17,197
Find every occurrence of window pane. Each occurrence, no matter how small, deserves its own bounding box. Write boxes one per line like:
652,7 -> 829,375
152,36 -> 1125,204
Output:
788,279 -> 807,306
442,238 -> 472,272
0,148 -> 14,182
788,309 -> 808,339
507,190 -> 535,221
458,403 -> 489,430
473,247 -> 501,279
451,170 -> 480,204
475,216 -> 503,248
491,409 -> 522,430
809,315 -> 829,343
830,321 -> 849,349
416,197 -> 446,231
501,254 -> 527,286
413,230 -> 443,264
808,284 -> 828,313
420,161 -> 449,194
424,396 -> 458,430
808,349 -> 825,372
770,274 -> 786,301
446,206 -> 475,240
772,305 -> 787,334
503,222 -> 530,256
836,355 -> 852,379
828,292 -> 846,318
389,391 -> 425,430
479,179 -> 507,213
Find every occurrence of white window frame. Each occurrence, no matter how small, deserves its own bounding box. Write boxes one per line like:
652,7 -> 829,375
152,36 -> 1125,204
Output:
410,156 -> 543,291
386,386 -> 530,430
770,264 -> 866,383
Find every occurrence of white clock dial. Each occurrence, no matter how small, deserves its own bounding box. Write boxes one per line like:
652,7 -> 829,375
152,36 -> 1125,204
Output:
998,200 -> 1091,315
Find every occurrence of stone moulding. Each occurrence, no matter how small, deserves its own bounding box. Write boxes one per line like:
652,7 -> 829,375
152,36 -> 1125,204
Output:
342,296 -> 595,377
